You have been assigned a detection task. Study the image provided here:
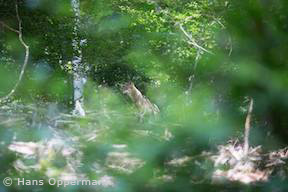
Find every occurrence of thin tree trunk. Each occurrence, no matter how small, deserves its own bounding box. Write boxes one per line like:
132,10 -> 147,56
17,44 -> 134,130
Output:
71,0 -> 86,116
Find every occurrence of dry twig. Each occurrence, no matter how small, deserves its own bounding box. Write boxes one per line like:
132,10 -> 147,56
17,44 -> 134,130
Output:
244,97 -> 254,156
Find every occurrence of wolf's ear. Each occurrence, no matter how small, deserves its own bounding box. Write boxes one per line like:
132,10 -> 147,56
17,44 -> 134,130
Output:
126,81 -> 134,87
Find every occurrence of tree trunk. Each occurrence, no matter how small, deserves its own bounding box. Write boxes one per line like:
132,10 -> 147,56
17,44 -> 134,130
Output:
71,0 -> 86,116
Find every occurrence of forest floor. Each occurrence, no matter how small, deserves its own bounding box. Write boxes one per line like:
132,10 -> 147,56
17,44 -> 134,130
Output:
1,101 -> 288,189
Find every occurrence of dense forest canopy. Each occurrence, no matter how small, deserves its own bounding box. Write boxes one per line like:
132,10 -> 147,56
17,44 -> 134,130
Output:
0,0 -> 288,191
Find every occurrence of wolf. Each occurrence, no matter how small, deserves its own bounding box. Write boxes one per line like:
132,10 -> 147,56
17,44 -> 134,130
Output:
122,81 -> 172,140
122,81 -> 160,116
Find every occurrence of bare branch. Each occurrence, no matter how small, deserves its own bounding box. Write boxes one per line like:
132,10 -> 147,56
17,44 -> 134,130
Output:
178,23 -> 214,55
244,97 -> 254,156
0,21 -> 19,33
228,35 -> 233,56
0,2 -> 29,103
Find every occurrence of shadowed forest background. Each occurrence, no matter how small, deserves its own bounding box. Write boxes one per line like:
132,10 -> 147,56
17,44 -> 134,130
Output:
1,0 -> 288,191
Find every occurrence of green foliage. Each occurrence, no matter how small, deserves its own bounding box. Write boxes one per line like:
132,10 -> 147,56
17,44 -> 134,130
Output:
1,0 -> 288,191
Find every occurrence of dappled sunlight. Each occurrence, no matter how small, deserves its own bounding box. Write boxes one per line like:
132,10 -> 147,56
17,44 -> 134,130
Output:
0,0 -> 288,191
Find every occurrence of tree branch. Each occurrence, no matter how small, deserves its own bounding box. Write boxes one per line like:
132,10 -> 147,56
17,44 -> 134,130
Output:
0,21 -> 19,33
178,23 -> 214,55
244,97 -> 254,156
0,2 -> 29,103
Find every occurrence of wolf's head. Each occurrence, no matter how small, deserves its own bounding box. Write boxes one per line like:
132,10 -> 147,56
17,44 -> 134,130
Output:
122,81 -> 135,94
